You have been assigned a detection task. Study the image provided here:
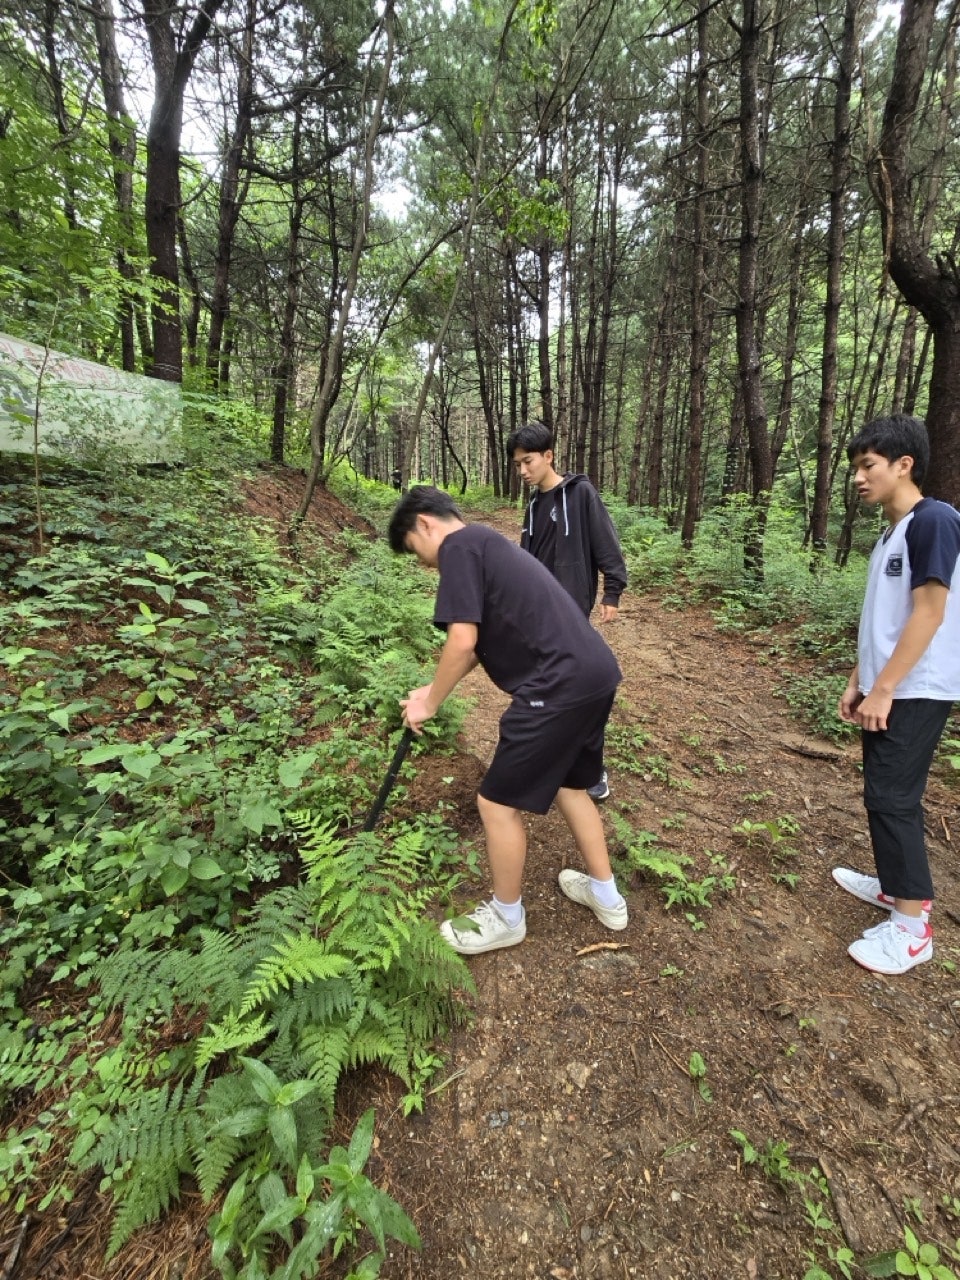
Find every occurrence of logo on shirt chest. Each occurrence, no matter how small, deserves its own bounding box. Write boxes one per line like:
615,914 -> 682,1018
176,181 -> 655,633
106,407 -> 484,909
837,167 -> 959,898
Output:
549,506 -> 558,524
884,554 -> 903,577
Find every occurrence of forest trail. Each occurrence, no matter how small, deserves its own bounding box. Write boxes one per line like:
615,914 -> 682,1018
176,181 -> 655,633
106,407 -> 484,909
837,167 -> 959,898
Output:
370,507 -> 960,1280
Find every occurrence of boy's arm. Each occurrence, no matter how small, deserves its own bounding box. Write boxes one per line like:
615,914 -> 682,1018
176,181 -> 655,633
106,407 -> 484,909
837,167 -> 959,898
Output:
853,581 -> 949,731
401,622 -> 479,734
586,490 -> 627,617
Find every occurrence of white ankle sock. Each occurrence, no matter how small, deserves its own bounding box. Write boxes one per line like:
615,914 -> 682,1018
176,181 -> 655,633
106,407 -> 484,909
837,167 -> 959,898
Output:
492,896 -> 523,927
891,910 -> 927,937
589,876 -> 623,908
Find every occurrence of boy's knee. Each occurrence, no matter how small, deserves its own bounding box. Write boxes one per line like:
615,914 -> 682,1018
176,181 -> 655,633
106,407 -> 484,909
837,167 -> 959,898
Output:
477,792 -> 520,823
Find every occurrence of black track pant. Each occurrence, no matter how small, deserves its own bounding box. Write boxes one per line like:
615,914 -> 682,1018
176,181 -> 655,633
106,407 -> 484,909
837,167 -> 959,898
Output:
862,698 -> 952,901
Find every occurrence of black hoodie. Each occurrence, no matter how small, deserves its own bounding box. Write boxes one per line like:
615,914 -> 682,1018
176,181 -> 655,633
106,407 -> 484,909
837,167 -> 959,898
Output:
520,473 -> 627,617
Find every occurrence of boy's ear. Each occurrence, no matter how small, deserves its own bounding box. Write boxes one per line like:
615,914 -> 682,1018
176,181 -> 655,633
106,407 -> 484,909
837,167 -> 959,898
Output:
544,449 -> 554,467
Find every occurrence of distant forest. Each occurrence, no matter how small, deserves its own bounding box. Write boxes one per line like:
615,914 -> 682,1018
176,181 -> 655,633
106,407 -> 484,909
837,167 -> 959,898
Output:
2,0 -> 959,549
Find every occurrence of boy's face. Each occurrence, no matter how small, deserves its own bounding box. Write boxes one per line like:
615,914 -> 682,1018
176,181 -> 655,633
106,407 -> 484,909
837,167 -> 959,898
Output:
851,450 -> 914,507
513,447 -> 555,489
403,516 -> 440,568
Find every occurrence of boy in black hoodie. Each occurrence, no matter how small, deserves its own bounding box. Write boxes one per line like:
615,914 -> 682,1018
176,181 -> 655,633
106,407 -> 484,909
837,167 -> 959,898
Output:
506,421 -> 627,801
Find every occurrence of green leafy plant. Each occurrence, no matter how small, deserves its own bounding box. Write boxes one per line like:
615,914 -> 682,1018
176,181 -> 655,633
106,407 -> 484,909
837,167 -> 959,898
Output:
861,1227 -> 960,1279
610,817 -> 735,928
0,458 -> 475,1274
688,1052 -> 712,1102
733,814 -> 802,890
207,1106 -> 421,1280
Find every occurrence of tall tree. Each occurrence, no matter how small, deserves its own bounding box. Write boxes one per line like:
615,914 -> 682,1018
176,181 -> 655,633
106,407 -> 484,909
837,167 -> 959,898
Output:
810,0 -> 861,552
91,0 -> 140,370
735,0 -> 774,569
141,0 -> 227,382
871,0 -> 960,500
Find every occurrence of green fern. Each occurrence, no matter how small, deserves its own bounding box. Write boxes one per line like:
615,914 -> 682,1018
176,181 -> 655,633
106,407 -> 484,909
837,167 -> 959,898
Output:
238,933 -> 350,1016
79,813 -> 473,1265
76,1075 -> 204,1259
97,926 -> 244,1022
192,1073 -> 250,1202
298,1025 -> 352,1115
194,1010 -> 273,1070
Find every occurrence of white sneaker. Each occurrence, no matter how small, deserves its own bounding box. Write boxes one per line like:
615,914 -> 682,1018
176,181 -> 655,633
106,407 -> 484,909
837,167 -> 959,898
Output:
847,919 -> 933,975
558,870 -> 628,930
439,902 -> 526,955
832,867 -> 931,920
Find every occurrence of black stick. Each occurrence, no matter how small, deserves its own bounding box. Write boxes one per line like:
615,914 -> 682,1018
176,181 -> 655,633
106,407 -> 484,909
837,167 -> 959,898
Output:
361,728 -> 415,831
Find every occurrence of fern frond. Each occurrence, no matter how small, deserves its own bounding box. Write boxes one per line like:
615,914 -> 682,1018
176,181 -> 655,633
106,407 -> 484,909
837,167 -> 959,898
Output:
77,1076 -> 202,1260
238,934 -> 350,1016
271,975 -> 357,1047
300,1025 -> 352,1115
345,1025 -> 407,1074
96,947 -> 173,1019
192,1072 -> 250,1202
194,1010 -> 272,1070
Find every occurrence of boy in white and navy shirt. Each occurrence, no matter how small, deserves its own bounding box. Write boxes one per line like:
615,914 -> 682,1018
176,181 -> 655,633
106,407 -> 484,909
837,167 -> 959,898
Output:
833,414 -> 960,975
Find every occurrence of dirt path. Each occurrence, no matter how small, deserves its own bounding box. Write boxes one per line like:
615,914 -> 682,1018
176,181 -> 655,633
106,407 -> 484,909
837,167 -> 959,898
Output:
367,509 -> 960,1280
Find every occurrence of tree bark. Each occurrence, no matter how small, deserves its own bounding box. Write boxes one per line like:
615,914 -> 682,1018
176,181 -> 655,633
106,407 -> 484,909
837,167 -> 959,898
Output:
271,110 -> 304,465
91,0 -> 138,370
736,0 -> 773,572
872,0 -> 960,501
810,0 -> 859,553
142,0 -> 226,382
681,3 -> 710,549
206,0 -> 256,387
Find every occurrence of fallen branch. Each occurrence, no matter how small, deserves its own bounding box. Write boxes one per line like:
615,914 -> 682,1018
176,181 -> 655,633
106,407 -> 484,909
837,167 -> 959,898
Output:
650,1031 -> 689,1079
576,942 -> 630,956
818,1155 -> 863,1255
894,1094 -> 960,1135
1,1215 -> 30,1280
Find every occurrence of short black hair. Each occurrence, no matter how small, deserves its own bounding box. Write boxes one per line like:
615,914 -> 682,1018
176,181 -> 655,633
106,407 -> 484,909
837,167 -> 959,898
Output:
506,420 -> 553,456
388,485 -> 463,553
847,413 -> 929,487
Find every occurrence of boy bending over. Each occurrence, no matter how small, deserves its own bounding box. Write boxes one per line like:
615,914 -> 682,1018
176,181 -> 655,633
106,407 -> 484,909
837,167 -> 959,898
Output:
389,485 -> 628,955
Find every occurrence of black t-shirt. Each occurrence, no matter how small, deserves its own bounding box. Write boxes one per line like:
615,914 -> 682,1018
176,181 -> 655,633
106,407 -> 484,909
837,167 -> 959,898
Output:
434,524 -> 621,709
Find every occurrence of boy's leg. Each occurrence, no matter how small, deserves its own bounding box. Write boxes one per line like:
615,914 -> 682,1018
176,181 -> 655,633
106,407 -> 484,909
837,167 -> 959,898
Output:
847,699 -> 949,974
554,785 -> 627,929
862,699 -> 951,903
477,793 -> 527,902
554,787 -> 614,880
438,792 -> 528,955
439,698 -> 592,956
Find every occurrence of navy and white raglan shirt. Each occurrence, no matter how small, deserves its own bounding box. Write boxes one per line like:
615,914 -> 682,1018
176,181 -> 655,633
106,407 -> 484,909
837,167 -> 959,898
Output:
858,497 -> 960,699
434,523 -> 621,710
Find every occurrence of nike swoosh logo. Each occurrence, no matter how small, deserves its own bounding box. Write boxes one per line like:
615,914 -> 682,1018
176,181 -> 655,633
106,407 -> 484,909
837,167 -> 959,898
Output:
908,938 -> 931,957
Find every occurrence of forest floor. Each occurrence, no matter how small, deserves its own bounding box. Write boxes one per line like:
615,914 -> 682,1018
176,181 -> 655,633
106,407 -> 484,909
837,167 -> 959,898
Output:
5,478 -> 959,1280
353,505 -> 960,1280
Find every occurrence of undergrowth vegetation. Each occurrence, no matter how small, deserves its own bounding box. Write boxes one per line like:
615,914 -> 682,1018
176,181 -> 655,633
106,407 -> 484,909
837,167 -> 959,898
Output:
0,457 -> 473,1277
610,491 -> 871,742
3,454 -> 956,1277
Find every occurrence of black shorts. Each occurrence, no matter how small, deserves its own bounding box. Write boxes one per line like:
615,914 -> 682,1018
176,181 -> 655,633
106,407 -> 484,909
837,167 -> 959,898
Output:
478,690 -> 616,815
